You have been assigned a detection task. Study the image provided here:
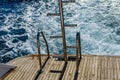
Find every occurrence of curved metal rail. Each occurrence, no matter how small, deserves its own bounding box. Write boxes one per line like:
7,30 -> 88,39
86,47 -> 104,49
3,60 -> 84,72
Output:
35,31 -> 50,80
37,31 -> 50,69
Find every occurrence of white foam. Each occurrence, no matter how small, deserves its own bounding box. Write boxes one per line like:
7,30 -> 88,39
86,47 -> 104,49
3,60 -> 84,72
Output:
0,0 -> 120,59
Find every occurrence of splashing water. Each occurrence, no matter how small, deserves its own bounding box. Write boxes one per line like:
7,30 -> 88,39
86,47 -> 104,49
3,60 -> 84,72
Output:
0,0 -> 120,62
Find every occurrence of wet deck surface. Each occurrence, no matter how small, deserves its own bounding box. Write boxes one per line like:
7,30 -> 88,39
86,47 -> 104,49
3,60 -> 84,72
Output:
1,55 -> 120,80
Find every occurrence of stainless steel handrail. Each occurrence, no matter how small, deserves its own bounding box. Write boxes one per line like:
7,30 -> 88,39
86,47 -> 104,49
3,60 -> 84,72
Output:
41,32 -> 50,57
37,31 -> 50,70
76,32 -> 82,72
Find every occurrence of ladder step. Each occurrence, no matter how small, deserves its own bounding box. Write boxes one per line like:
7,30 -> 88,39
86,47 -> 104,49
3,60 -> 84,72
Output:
66,46 -> 76,48
62,0 -> 75,3
53,56 -> 65,60
64,24 -> 77,27
47,13 -> 60,16
53,55 -> 79,61
50,36 -> 62,38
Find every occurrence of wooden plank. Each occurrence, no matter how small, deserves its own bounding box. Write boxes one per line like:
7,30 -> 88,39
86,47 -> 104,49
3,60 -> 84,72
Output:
91,56 -> 97,80
72,61 -> 77,80
110,57 -> 114,80
93,56 -> 97,80
80,56 -> 88,80
48,59 -> 60,80
27,57 -> 39,80
30,57 -> 43,80
14,57 -> 39,80
101,57 -> 105,79
62,62 -> 71,80
77,56 -> 85,80
26,57 -> 43,80
97,56 -> 100,80
112,57 -> 117,80
51,61 -> 59,80
114,58 -> 118,80
11,58 -> 29,80
17,58 -> 34,80
5,57 -> 29,80
111,57 -> 114,80
104,56 -> 108,80
43,59 -> 54,80
87,56 -> 94,80
54,61 -> 64,80
84,55 -> 90,80
68,61 -> 75,80
117,57 -> 120,80
38,58 -> 54,80
108,57 -> 111,80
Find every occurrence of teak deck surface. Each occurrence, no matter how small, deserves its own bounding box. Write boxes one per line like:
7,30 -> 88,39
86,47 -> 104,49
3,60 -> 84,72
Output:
1,54 -> 120,80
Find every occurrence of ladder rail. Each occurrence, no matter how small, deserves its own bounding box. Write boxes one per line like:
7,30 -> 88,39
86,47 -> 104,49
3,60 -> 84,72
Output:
59,0 -> 67,63
37,31 -> 50,70
41,31 -> 50,58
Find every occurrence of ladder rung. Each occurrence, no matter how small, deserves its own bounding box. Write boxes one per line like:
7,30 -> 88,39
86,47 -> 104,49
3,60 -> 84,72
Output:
50,36 -> 62,38
62,0 -> 75,3
47,13 -> 60,16
64,24 -> 77,27
66,46 -> 76,48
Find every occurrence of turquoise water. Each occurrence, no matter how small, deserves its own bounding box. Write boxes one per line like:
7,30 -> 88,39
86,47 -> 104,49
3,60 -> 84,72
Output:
0,0 -> 120,62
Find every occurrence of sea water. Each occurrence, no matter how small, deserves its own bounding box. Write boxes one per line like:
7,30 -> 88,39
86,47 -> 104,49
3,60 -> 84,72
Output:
0,0 -> 120,62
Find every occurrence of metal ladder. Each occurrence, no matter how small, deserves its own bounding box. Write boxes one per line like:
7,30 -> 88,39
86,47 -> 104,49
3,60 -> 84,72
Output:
36,1 -> 82,79
47,0 -> 81,64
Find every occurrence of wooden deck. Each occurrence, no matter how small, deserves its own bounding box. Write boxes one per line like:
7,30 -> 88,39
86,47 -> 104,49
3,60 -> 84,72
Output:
1,54 -> 120,80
